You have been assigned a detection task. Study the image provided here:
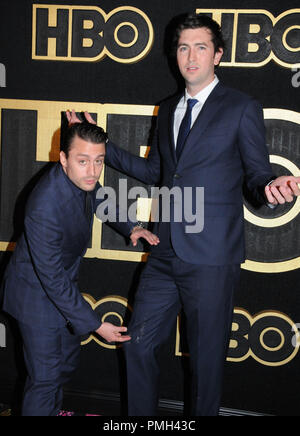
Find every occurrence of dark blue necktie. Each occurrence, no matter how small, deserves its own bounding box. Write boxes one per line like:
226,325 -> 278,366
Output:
176,98 -> 198,161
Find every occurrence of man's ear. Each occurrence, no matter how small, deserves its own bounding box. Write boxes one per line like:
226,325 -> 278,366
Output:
60,151 -> 67,169
214,48 -> 224,66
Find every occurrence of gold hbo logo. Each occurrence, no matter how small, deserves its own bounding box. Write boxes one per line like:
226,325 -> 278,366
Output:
197,9 -> 300,68
81,293 -> 300,367
32,4 -> 154,63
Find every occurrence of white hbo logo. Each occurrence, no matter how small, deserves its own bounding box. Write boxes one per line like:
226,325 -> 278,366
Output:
0,323 -> 6,348
0,63 -> 6,87
291,68 -> 300,88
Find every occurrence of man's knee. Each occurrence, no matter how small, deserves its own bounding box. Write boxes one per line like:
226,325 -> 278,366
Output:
123,336 -> 154,361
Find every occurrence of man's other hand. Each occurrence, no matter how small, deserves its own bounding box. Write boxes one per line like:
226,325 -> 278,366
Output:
66,110 -> 97,126
265,176 -> 300,205
95,322 -> 131,343
130,227 -> 160,247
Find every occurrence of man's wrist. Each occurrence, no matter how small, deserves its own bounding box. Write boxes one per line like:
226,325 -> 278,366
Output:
130,221 -> 145,234
265,178 -> 277,209
95,323 -> 103,333
266,179 -> 276,187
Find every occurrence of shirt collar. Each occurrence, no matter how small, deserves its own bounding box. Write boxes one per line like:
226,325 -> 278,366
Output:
184,75 -> 219,106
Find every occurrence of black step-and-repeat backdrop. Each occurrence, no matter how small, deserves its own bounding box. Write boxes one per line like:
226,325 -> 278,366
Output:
0,0 -> 300,416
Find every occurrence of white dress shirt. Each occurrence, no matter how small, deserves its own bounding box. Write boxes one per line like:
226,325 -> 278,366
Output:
173,75 -> 219,148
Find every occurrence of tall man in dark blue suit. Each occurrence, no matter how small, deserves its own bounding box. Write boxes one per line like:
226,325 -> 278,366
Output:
68,15 -> 300,416
1,122 -> 159,416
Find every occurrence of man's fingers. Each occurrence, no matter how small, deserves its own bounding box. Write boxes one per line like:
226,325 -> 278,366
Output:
270,186 -> 286,205
278,186 -> 294,202
144,233 -> 157,244
112,328 -> 131,343
142,230 -> 160,245
66,109 -> 82,125
273,176 -> 300,189
114,335 -> 131,343
84,111 -> 97,125
292,176 -> 300,184
96,322 -> 131,343
267,176 -> 300,204
66,110 -> 97,127
130,235 -> 138,247
144,235 -> 159,245
130,230 -> 160,247
265,186 -> 277,205
116,326 -> 128,333
288,181 -> 300,196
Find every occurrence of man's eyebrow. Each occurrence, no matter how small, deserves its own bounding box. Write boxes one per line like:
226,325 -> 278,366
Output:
76,153 -> 105,158
178,42 -> 209,47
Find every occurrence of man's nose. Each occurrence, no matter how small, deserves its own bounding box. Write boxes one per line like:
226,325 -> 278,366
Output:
87,163 -> 96,177
188,48 -> 196,62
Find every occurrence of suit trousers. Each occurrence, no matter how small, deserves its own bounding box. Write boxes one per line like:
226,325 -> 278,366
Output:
123,249 -> 240,416
19,321 -> 81,416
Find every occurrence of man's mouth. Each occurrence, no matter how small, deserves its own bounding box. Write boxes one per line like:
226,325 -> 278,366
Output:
186,66 -> 199,72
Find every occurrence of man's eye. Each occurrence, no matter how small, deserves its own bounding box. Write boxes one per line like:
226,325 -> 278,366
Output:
79,160 -> 87,165
96,160 -> 103,165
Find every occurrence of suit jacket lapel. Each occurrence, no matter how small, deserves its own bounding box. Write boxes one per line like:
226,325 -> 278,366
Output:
56,164 -> 91,248
177,83 -> 227,166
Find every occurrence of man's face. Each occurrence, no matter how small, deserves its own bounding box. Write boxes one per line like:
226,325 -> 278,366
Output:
60,135 -> 105,191
177,27 -> 223,94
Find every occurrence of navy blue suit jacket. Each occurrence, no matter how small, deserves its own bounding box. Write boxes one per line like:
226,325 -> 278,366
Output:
105,82 -> 275,265
2,163 -> 132,335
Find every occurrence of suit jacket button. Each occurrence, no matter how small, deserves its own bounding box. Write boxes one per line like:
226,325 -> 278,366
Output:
174,174 -> 181,179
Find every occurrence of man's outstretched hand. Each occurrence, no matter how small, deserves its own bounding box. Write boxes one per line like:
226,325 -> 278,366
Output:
96,322 -> 131,343
265,176 -> 300,205
130,227 -> 160,247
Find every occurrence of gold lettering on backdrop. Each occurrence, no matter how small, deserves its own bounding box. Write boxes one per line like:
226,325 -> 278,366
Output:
0,99 -> 300,274
176,308 -> 300,367
0,99 -> 157,263
32,6 -> 300,67
81,294 -> 132,350
80,294 -> 300,366
242,109 -> 300,274
196,9 -> 300,68
32,5 -> 154,64
0,100 -> 101,162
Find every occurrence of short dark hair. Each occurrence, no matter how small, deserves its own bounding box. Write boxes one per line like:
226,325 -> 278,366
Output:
172,13 -> 225,57
61,122 -> 108,157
